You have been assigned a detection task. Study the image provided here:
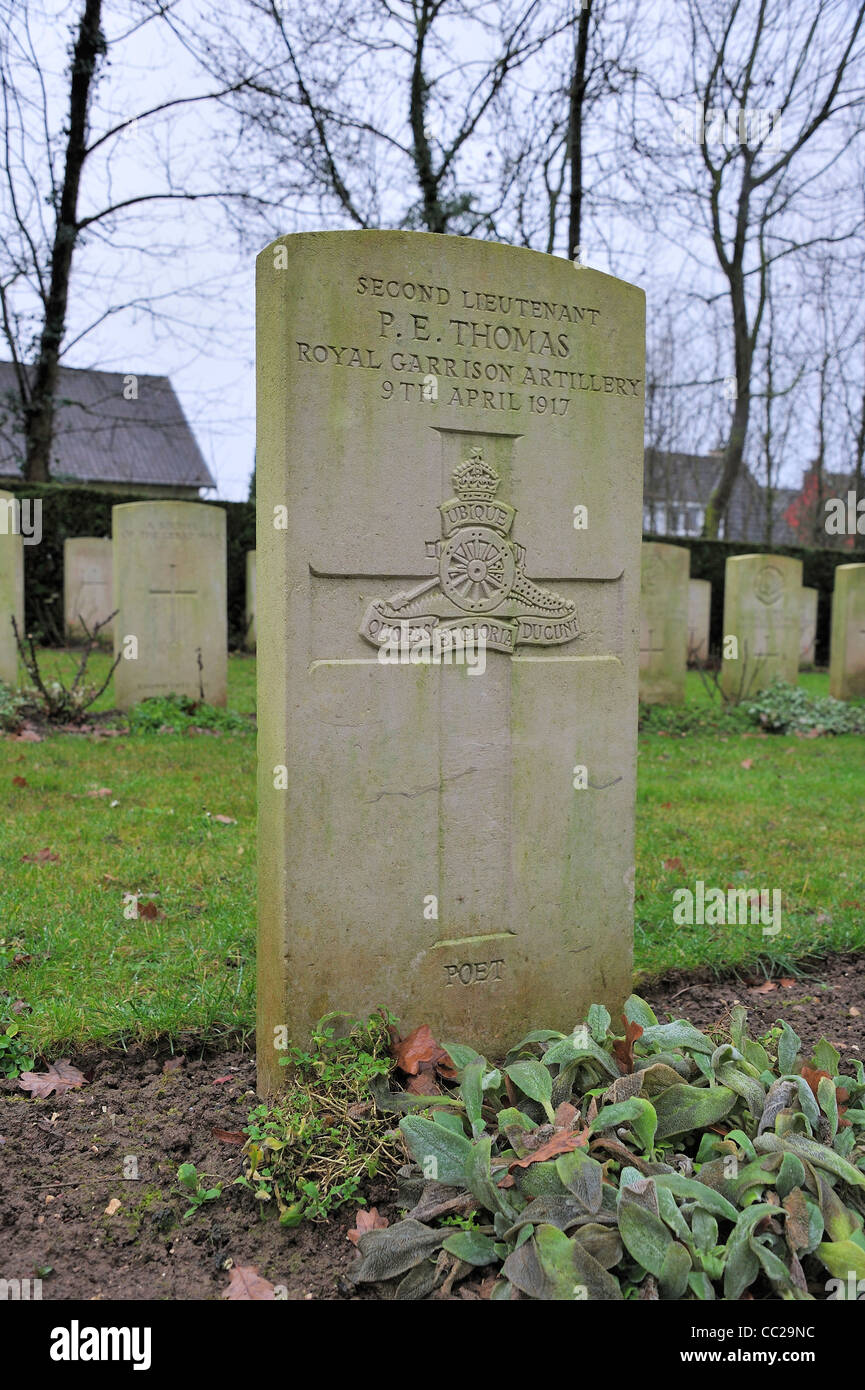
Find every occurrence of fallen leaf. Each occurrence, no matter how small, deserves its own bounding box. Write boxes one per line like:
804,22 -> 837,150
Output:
104,1198 -> 122,1217
19,1060 -> 86,1098
850,1007 -> 861,1018
21,848 -> 59,863
406,1071 -> 441,1095
347,1207 -> 389,1245
137,900 -> 161,920
660,801 -> 672,809
505,1126 -> 589,1173
740,759 -> 753,770
212,1128 -> 246,1145
389,1023 -> 456,1079
750,980 -> 777,994
212,814 -> 237,825
779,978 -> 796,988
553,1101 -> 578,1129
800,1065 -> 832,1103
12,953 -> 32,967
222,1265 -> 275,1300
612,1016 -> 644,1074
11,776 -> 27,788
87,788 -> 113,798
662,857 -> 683,871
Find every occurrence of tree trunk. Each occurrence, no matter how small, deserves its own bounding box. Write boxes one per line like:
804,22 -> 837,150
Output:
566,0 -> 592,260
22,0 -> 104,482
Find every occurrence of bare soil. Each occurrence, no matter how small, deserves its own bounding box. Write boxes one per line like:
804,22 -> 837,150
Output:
1,950 -> 862,1302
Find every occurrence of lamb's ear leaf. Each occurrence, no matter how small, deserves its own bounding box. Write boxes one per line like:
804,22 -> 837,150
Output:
399,1115 -> 473,1185
349,1219 -> 444,1284
440,1229 -> 499,1267
623,995 -> 658,1030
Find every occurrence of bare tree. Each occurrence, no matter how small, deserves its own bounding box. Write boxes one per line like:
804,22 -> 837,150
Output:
0,0 -> 258,481
175,0 -> 567,242
625,0 -> 865,537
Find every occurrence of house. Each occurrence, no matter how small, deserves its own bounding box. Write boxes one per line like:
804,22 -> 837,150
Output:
0,362 -> 215,497
643,448 -> 789,542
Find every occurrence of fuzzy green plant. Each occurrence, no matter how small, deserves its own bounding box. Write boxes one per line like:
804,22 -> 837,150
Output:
350,999 -> 865,1300
748,679 -> 865,735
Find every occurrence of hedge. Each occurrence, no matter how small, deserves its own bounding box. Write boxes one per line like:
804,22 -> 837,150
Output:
5,483 -> 255,650
646,533 -> 865,666
5,482 -> 860,666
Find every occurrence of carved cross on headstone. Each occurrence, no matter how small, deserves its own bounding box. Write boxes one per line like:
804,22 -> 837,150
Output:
311,425 -> 615,958
149,564 -> 197,646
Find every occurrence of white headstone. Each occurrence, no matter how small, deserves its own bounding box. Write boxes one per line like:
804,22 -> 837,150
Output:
256,230 -> 645,1091
829,564 -> 865,699
688,577 -> 711,664
799,585 -> 817,669
0,490 -> 24,686
112,502 -> 227,709
64,537 -> 113,643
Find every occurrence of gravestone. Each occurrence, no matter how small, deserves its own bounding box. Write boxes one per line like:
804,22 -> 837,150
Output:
829,564 -> 865,699
799,585 -> 817,669
245,551 -> 256,651
687,577 -> 711,664
720,554 -> 802,699
639,542 -> 689,703
0,490 -> 24,686
256,229 -> 645,1091
64,538 -> 113,644
112,502 -> 227,709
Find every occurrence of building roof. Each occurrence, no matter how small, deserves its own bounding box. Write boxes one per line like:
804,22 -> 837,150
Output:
0,362 -> 215,491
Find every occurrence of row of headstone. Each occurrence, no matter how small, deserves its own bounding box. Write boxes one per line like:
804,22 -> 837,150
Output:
0,499 -> 261,703
638,545 -> 856,703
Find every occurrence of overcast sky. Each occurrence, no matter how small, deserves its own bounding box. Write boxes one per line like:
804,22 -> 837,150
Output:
6,0 -> 864,502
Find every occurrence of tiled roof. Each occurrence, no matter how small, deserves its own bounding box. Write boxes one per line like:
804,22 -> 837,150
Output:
0,361 -> 215,490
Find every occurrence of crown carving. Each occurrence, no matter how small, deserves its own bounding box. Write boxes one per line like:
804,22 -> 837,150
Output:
452,448 -> 501,501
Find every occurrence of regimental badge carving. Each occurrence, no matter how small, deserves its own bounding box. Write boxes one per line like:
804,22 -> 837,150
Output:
755,564 -> 783,606
360,448 -> 579,655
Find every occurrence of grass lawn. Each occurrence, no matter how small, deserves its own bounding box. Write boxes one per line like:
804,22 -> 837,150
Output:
1,656 -> 863,1055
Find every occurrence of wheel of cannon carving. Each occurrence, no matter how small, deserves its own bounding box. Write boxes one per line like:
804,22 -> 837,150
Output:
439,527 -> 515,613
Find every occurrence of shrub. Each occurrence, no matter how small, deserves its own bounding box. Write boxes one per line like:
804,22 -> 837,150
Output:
349,999 -> 865,1300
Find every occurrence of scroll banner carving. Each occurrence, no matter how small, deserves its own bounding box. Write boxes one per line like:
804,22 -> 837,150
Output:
360,448 -> 580,655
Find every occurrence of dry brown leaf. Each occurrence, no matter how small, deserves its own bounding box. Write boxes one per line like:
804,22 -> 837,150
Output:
137,900 -> 160,920
212,1128 -> 246,1145
11,776 -> 27,787
346,1206 -> 389,1245
389,1023 -> 455,1079
750,980 -> 777,994
222,1265 -> 276,1300
406,1070 -> 441,1095
212,814 -> 237,825
662,857 -> 683,871
21,848 -> 59,863
19,1060 -> 86,1098
505,1126 -> 589,1173
612,1017 -> 644,1074
104,1198 -> 122,1217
